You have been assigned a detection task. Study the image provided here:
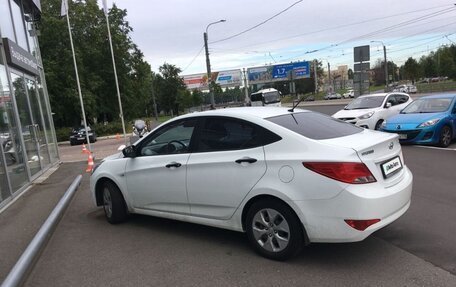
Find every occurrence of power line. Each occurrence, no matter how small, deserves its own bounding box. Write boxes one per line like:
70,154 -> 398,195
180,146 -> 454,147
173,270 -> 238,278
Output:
211,4 -> 454,53
181,45 -> 204,73
280,6 -> 456,62
209,0 -> 303,45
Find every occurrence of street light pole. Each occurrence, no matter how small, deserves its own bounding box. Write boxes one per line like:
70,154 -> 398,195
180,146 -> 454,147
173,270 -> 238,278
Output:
204,20 -> 226,107
371,41 -> 388,89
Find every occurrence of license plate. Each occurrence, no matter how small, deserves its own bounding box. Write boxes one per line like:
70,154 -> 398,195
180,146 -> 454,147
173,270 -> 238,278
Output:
398,134 -> 407,140
381,156 -> 403,178
77,137 -> 84,140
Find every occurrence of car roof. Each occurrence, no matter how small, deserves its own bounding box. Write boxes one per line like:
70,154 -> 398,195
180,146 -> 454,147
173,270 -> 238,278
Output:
420,94 -> 456,99
358,93 -> 388,98
174,107 -> 310,121
358,92 -> 409,98
252,88 -> 278,94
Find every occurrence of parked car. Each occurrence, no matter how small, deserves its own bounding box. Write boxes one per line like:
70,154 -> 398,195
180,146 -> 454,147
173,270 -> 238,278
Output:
381,94 -> 456,147
393,85 -> 408,93
332,92 -> 412,130
91,107 -> 412,260
303,95 -> 315,101
69,126 -> 97,145
342,89 -> 354,98
324,92 -> 342,100
407,85 -> 417,94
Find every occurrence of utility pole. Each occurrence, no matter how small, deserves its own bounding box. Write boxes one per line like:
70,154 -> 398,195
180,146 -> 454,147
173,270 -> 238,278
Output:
204,20 -> 226,107
203,32 -> 213,106
327,61 -> 331,92
371,41 -> 388,89
313,60 -> 318,94
243,68 -> 250,104
383,45 -> 388,88
151,75 -> 158,121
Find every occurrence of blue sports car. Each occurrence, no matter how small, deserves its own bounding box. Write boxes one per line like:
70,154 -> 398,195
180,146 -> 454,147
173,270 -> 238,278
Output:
381,94 -> 456,148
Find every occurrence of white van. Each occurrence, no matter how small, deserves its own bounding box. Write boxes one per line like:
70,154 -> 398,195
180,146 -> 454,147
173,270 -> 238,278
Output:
249,88 -> 282,107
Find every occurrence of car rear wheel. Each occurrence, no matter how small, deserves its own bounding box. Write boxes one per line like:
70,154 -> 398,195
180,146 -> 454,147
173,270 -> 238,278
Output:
438,126 -> 452,148
246,199 -> 303,261
102,181 -> 127,224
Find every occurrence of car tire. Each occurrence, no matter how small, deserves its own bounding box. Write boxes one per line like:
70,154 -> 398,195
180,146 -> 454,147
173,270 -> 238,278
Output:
375,120 -> 383,130
246,199 -> 304,261
438,125 -> 452,148
102,181 -> 128,224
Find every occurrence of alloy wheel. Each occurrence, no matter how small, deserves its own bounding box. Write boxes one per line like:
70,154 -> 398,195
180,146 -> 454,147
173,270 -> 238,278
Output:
251,208 -> 290,252
103,188 -> 113,218
441,127 -> 451,147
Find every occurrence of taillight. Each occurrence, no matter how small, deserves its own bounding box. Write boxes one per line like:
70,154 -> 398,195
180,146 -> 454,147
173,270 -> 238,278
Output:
303,162 -> 376,184
344,219 -> 381,231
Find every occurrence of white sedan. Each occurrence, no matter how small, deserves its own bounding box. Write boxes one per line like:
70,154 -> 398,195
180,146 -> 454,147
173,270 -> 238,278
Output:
332,92 -> 412,130
90,107 -> 413,260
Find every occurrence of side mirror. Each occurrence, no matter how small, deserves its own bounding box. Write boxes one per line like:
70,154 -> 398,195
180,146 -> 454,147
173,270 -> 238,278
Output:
122,145 -> 137,158
386,102 -> 392,108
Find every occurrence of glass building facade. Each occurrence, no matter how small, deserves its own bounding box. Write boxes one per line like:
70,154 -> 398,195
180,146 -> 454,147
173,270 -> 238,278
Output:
0,0 -> 59,208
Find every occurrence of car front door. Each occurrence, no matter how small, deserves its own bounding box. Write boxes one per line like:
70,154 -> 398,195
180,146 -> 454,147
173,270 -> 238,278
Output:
125,119 -> 197,214
186,117 -> 276,220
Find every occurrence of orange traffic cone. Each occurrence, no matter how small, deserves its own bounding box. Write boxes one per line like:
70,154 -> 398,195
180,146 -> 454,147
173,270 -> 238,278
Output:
86,153 -> 94,173
116,133 -> 120,140
81,144 -> 90,154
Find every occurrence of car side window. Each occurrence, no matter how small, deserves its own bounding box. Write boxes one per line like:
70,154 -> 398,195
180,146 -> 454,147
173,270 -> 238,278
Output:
386,95 -> 397,107
394,94 -> 409,105
138,119 -> 196,156
195,117 -> 280,152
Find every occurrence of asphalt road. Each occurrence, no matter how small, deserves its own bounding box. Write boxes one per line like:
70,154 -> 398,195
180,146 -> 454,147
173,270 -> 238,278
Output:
21,105 -> 456,286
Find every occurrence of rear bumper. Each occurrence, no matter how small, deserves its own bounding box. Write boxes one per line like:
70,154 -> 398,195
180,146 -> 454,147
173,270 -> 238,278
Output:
295,166 -> 413,242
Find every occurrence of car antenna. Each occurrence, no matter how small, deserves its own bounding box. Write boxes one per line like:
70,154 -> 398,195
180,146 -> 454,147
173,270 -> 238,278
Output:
288,95 -> 307,112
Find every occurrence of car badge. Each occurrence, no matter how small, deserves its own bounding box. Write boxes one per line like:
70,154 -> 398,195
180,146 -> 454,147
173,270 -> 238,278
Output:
396,125 -> 401,130
388,142 -> 394,150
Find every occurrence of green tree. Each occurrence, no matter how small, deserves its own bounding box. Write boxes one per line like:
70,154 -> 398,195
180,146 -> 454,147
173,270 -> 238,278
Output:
156,63 -> 186,115
403,57 -> 420,81
39,0 -> 153,126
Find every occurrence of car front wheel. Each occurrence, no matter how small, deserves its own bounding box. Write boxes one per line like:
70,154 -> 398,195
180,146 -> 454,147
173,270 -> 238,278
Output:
246,199 -> 304,260
375,120 -> 383,130
102,181 -> 127,224
438,126 -> 452,148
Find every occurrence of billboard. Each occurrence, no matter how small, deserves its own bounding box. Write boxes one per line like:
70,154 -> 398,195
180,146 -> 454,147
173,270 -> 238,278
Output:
215,69 -> 242,87
182,69 -> 242,90
248,61 -> 310,85
182,73 -> 207,90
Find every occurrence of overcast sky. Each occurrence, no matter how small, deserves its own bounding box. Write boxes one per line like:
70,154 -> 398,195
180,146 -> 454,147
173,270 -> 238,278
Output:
103,0 -> 456,75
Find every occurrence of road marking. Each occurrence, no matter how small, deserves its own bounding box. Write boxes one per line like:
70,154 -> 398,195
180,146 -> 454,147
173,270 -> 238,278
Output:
414,145 -> 456,151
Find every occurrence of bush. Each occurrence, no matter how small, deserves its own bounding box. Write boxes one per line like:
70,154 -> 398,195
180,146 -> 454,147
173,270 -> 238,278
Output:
55,127 -> 72,142
92,121 -> 126,137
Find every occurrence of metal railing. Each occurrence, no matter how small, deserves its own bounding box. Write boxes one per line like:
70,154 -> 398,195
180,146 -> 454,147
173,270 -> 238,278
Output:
1,175 -> 82,287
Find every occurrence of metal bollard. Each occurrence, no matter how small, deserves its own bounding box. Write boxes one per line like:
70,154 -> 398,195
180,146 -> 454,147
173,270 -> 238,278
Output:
1,175 -> 82,287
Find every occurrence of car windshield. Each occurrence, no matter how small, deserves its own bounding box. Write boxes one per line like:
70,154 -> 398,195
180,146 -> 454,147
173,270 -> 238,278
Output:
263,91 -> 280,104
401,98 -> 452,114
345,96 -> 385,110
267,112 -> 362,140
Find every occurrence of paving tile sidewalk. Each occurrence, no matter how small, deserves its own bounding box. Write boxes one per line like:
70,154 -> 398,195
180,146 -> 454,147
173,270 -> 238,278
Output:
0,162 -> 86,281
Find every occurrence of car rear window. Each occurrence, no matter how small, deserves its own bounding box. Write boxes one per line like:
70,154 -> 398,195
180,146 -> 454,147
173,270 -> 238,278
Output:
267,112 -> 362,140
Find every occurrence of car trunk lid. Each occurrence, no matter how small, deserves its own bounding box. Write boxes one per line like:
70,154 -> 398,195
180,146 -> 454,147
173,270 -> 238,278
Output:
320,130 -> 404,186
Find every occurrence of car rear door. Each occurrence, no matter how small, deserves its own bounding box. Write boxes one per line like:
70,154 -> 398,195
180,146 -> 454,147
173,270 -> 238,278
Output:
186,117 -> 277,220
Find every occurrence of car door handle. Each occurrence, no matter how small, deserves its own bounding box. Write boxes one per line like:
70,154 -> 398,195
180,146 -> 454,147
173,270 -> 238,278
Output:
235,157 -> 257,164
165,162 -> 182,168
